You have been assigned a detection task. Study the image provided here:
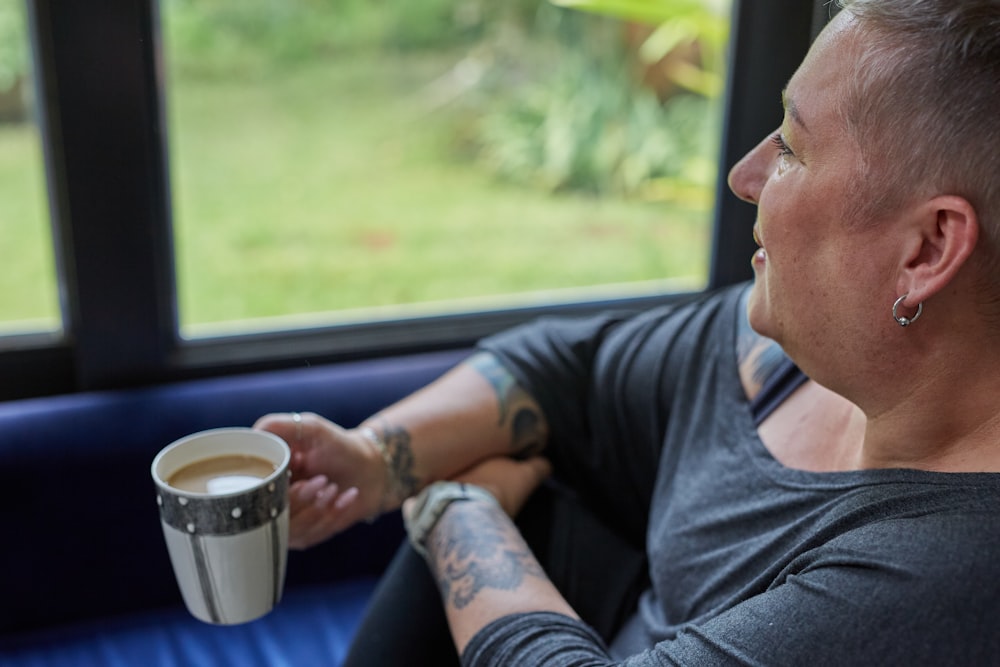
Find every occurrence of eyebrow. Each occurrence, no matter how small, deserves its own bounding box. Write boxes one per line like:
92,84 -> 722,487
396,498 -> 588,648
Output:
781,89 -> 808,132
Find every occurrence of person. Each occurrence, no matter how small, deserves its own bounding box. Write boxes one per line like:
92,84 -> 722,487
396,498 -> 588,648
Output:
255,0 -> 1000,663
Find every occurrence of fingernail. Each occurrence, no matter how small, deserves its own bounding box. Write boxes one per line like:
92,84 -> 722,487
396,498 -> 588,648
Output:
334,486 -> 359,510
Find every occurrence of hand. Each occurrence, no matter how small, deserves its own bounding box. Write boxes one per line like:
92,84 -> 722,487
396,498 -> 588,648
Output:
450,455 -> 552,517
254,412 -> 385,549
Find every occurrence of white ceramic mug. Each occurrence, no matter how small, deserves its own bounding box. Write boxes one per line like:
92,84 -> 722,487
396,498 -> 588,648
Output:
151,428 -> 291,625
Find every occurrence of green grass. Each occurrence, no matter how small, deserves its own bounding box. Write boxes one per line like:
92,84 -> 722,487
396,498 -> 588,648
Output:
0,122 -> 58,332
0,49 -> 713,335
169,51 -> 711,331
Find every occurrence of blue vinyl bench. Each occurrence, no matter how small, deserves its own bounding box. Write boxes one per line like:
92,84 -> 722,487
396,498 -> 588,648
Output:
0,349 -> 469,666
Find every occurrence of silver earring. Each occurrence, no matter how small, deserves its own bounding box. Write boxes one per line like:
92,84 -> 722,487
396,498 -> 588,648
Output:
892,294 -> 923,327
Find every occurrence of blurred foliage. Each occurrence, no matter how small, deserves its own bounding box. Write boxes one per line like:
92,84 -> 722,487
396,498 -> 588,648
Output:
476,53 -> 715,199
163,0 -> 376,76
161,0 -> 542,76
0,0 -> 729,199
0,0 -> 27,92
471,0 -> 727,200
552,0 -> 729,96
159,0 -> 728,201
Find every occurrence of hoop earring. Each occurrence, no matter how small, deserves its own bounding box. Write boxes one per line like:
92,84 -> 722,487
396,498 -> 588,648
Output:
892,294 -> 923,327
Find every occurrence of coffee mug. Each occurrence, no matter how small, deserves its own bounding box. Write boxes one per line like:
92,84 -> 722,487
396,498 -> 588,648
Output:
151,428 -> 291,625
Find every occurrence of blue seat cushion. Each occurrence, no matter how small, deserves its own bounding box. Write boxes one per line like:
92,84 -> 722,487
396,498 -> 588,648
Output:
0,578 -> 377,667
0,350 -> 462,636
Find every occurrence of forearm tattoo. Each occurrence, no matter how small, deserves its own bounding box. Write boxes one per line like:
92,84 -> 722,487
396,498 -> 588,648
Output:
468,353 -> 546,458
379,421 -> 421,501
427,500 -> 546,610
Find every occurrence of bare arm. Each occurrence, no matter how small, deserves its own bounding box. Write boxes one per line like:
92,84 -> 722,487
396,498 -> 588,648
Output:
427,498 -> 578,654
359,352 -> 549,503
404,455 -> 578,655
255,351 -> 549,546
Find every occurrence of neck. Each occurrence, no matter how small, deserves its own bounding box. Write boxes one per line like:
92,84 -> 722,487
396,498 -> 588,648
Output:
858,360 -> 1000,473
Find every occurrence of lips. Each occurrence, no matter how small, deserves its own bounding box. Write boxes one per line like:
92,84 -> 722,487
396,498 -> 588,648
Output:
752,225 -> 766,266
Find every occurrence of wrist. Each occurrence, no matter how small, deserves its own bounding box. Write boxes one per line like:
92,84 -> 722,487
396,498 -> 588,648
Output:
404,481 -> 499,559
357,425 -> 397,520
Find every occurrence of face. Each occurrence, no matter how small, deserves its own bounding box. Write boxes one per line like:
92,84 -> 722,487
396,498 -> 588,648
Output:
727,12 -> 901,377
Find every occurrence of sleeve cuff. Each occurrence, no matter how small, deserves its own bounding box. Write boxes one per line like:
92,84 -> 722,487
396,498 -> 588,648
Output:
461,611 -> 612,667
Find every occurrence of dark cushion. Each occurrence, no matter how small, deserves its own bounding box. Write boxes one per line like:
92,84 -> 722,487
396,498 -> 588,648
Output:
0,349 -> 467,637
0,578 -> 378,666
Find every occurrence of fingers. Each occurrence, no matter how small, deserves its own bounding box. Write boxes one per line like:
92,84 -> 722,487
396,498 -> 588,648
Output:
449,455 -> 552,517
333,485 -> 360,510
294,474 -> 333,506
457,455 -> 551,487
254,411 -> 317,448
254,412 -> 331,481
520,455 -> 552,482
254,412 -> 376,549
506,456 -> 551,516
287,475 -> 362,550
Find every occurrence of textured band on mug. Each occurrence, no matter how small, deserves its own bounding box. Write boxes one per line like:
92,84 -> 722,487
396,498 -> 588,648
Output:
156,471 -> 289,536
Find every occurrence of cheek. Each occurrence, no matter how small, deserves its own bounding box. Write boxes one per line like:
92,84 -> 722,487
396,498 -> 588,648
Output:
757,164 -> 803,226
756,197 -> 800,258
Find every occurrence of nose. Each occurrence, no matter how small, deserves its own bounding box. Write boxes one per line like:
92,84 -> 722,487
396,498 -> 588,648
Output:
727,132 -> 775,205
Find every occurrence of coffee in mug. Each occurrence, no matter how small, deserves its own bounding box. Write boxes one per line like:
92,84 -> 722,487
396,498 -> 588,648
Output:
152,428 -> 291,625
167,454 -> 277,494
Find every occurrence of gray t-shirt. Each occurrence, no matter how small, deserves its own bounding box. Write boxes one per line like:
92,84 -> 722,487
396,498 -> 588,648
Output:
470,283 -> 1000,666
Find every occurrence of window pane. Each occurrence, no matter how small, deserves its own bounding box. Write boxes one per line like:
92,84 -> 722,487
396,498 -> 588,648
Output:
0,0 -> 58,335
162,0 -> 730,337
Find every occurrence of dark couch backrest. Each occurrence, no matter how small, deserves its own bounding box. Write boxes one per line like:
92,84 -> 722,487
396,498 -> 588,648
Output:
0,349 -> 467,636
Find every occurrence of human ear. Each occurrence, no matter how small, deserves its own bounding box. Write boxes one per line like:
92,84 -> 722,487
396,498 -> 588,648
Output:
896,195 -> 979,306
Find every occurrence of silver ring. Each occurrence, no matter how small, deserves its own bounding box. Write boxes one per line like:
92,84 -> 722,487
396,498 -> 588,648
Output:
892,294 -> 923,327
291,412 -> 303,440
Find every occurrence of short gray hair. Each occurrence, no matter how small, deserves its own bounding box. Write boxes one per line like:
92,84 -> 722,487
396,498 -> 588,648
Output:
836,0 -> 1000,289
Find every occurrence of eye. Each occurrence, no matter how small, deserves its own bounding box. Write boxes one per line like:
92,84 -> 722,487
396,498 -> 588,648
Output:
771,133 -> 795,157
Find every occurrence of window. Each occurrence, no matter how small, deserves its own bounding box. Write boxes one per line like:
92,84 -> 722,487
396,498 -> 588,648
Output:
161,0 -> 729,338
0,0 -> 822,401
0,0 -> 58,337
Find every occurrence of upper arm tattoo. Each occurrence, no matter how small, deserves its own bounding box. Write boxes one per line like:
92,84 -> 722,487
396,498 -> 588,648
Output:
427,500 -> 546,610
468,353 -> 547,458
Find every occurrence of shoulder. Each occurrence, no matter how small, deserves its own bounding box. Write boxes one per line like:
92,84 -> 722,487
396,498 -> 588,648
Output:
792,499 -> 1000,659
812,491 -> 1000,596
587,282 -> 751,388
610,281 -> 750,355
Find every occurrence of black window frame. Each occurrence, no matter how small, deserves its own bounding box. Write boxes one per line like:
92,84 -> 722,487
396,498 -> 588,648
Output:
1,0 -> 827,401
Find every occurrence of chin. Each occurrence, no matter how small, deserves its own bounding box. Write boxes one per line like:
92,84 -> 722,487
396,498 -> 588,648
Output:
746,280 -> 778,340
